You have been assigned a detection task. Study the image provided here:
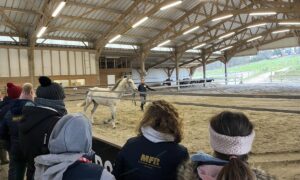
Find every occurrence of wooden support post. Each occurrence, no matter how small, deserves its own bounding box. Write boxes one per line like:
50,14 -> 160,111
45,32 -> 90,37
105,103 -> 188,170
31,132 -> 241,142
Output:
224,54 -> 229,85
28,48 -> 35,85
95,50 -> 102,85
139,46 -> 149,79
201,51 -> 207,87
175,51 -> 180,90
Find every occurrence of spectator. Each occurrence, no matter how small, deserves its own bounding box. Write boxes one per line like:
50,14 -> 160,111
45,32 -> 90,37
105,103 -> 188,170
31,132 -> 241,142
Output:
0,83 -> 35,180
138,78 -> 155,111
0,83 -> 22,168
0,91 -> 3,101
177,111 -> 274,180
34,113 -> 115,180
19,76 -> 67,180
113,100 -> 189,180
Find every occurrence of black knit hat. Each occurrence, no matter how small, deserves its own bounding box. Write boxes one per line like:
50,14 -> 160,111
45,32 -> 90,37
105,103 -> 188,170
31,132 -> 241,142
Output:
36,76 -> 65,100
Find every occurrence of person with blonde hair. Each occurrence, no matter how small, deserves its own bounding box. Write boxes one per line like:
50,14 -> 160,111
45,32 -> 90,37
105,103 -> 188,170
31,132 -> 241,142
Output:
0,82 -> 35,180
19,83 -> 35,101
113,100 -> 189,180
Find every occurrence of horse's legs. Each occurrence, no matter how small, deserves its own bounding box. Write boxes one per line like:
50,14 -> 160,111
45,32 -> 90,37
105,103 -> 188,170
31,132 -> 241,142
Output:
110,105 -> 117,128
90,102 -> 99,124
84,96 -> 92,112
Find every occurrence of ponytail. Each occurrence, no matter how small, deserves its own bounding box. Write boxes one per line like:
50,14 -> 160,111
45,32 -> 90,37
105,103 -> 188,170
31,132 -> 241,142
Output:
217,157 -> 255,180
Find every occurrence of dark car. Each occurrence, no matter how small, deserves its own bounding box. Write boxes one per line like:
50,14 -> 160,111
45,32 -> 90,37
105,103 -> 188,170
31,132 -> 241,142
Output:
162,78 -> 173,86
191,78 -> 214,84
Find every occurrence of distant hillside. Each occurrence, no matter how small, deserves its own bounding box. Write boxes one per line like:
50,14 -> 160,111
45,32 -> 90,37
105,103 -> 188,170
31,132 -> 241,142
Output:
193,55 -> 300,83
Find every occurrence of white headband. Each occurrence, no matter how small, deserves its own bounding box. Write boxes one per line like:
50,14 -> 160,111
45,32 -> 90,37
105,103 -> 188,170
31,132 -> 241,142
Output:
209,126 -> 255,155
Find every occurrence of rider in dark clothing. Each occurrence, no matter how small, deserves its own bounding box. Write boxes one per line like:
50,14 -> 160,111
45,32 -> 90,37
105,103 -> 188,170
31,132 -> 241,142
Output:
137,79 -> 155,111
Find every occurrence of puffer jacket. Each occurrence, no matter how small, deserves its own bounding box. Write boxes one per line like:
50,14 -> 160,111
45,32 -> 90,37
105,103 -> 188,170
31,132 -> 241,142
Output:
177,152 -> 275,180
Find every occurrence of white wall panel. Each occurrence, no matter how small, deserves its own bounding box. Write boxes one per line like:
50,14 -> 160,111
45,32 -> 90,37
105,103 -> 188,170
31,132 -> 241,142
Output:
34,50 -> 43,76
60,51 -> 68,75
51,50 -> 60,75
132,68 -> 190,83
68,51 -> 76,75
84,52 -> 90,75
90,54 -> 96,74
75,51 -> 83,75
20,49 -> 29,76
0,48 -> 9,77
9,49 -> 20,77
43,50 -> 52,76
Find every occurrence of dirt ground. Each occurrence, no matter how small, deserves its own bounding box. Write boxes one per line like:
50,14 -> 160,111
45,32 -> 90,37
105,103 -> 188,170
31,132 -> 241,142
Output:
1,84 -> 299,179
66,92 -> 300,180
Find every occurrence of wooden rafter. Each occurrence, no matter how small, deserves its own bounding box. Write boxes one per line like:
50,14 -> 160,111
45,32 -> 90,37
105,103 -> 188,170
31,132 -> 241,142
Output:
94,0 -> 176,51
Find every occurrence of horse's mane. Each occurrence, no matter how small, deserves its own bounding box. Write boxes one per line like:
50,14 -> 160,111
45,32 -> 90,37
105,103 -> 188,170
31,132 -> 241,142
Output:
111,78 -> 124,91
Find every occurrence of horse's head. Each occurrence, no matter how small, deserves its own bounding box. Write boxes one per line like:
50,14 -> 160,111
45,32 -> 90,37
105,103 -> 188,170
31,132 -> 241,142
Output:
124,77 -> 137,92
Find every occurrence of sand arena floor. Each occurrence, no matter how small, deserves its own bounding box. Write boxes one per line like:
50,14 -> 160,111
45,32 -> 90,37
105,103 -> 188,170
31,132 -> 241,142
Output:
66,91 -> 300,180
1,84 -> 299,179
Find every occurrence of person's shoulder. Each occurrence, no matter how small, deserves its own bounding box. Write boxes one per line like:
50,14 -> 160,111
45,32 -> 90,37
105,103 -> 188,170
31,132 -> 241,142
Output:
252,167 -> 276,180
125,136 -> 142,145
191,152 -> 227,166
172,144 -> 189,158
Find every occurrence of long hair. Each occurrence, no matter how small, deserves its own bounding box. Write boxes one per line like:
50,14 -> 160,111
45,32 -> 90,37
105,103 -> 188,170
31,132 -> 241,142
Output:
137,100 -> 183,143
210,111 -> 255,180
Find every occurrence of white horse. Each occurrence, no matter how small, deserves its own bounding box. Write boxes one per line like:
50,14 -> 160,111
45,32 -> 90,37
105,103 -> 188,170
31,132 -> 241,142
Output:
80,77 -> 137,128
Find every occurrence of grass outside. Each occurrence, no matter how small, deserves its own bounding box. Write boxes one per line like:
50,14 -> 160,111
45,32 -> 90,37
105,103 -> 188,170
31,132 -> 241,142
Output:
193,55 -> 300,80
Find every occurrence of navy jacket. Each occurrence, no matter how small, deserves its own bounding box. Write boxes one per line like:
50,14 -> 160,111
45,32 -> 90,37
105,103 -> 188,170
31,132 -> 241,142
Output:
0,99 -> 34,160
113,136 -> 189,180
63,161 -> 104,180
138,84 -> 155,97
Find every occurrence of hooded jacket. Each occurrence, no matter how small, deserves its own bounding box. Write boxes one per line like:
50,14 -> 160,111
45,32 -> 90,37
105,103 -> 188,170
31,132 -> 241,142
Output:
113,127 -> 189,180
34,113 -> 115,180
177,152 -> 275,180
19,103 -> 65,180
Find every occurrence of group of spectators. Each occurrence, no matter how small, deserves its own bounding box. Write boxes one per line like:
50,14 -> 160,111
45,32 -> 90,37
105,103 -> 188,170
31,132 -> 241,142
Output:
0,76 -> 274,180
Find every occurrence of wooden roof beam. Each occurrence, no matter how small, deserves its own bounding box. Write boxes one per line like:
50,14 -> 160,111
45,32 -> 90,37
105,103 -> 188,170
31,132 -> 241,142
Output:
179,16 -> 300,53
148,5 -> 299,50
95,0 -> 176,52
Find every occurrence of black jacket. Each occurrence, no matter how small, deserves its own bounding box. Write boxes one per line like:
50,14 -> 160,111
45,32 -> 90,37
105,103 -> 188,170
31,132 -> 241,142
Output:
19,105 -> 65,179
0,99 -> 34,160
138,84 -> 155,97
0,96 -> 13,122
113,136 -> 189,180
63,161 -> 104,180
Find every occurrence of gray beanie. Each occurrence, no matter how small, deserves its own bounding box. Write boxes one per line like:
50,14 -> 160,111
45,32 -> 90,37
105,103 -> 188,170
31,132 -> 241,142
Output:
36,76 -> 65,100
48,113 -> 92,154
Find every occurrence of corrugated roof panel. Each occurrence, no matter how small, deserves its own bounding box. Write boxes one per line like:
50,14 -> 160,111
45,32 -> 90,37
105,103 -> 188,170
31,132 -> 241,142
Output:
126,28 -> 157,38
85,10 -> 120,22
155,8 -> 185,21
140,18 -> 170,30
106,0 -> 133,11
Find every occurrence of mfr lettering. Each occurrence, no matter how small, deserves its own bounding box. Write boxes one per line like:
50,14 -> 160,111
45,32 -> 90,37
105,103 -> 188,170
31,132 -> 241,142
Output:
140,154 -> 160,166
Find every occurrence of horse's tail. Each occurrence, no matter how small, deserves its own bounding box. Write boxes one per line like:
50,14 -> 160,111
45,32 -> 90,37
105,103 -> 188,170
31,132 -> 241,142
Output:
77,90 -> 90,107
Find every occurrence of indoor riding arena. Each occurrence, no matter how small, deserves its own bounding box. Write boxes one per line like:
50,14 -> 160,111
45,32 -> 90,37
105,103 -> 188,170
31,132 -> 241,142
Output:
0,0 -> 300,180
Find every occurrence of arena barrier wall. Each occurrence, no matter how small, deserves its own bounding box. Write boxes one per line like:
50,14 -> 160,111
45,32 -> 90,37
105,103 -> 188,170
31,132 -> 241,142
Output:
92,136 -> 121,173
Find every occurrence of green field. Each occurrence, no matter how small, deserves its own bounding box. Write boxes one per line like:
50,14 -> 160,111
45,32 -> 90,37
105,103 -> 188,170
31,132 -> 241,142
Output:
193,56 -> 300,81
